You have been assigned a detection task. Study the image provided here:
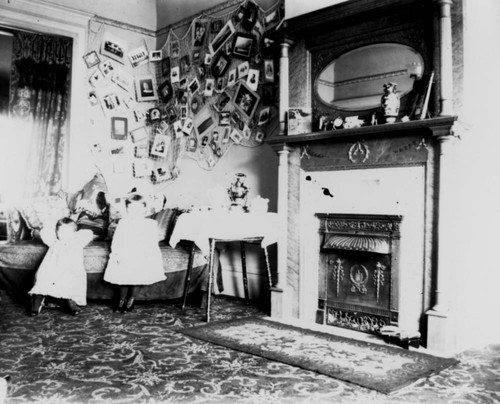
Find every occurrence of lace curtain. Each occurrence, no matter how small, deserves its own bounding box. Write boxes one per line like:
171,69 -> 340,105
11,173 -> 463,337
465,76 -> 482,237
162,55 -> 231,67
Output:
8,31 -> 72,198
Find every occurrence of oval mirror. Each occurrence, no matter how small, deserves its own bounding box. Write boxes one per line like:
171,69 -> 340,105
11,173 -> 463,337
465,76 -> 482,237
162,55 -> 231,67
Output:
315,43 -> 424,111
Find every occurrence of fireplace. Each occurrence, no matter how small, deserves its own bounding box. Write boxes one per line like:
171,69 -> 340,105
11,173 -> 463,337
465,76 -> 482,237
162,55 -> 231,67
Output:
267,0 -> 459,352
316,213 -> 402,334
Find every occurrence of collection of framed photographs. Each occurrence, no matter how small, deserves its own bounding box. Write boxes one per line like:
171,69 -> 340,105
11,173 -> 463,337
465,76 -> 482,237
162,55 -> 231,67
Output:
84,1 -> 282,178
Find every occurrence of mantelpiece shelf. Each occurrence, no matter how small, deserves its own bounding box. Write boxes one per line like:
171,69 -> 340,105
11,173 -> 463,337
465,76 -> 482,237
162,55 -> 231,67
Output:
266,116 -> 457,147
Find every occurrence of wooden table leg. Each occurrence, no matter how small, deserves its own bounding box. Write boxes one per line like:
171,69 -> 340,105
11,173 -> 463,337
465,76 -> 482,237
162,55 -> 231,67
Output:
181,241 -> 196,310
240,241 -> 250,302
206,238 -> 216,322
263,246 -> 272,290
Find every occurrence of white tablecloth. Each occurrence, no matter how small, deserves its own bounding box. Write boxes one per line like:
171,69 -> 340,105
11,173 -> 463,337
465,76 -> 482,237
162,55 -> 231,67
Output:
169,211 -> 279,255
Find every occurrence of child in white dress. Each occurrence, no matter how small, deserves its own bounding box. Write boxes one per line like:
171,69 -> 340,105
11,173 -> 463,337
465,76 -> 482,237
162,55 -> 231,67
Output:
104,193 -> 166,312
29,217 -> 94,316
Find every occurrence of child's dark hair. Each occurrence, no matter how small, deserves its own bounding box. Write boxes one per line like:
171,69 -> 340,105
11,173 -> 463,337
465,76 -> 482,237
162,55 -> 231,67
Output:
125,193 -> 146,207
95,191 -> 108,211
56,217 -> 77,233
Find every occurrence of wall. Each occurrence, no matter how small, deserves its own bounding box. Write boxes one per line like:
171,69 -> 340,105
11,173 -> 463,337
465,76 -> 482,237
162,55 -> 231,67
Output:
35,0 -> 157,30
451,0 -> 500,350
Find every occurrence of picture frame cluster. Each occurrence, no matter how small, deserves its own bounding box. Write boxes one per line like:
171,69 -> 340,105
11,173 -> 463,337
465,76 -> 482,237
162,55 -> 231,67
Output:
83,0 -> 283,178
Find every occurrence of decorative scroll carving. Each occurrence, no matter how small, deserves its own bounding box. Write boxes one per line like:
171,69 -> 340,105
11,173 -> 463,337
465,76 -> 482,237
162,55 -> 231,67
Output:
373,262 -> 386,303
326,307 -> 388,333
329,257 -> 344,297
348,141 -> 370,164
350,264 -> 369,294
323,234 -> 390,254
322,219 -> 401,234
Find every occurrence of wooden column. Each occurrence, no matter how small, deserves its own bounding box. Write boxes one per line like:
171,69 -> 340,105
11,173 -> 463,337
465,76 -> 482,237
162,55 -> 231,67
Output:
270,146 -> 290,318
436,0 -> 454,116
427,126 -> 457,353
279,38 -> 293,135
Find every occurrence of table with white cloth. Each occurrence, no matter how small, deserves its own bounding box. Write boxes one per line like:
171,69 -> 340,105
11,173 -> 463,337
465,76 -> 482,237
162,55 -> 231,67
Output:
169,210 -> 279,322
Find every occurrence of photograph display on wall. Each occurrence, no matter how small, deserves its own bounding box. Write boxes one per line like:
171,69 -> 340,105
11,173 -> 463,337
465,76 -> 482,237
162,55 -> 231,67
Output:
161,57 -> 171,76
135,75 -> 158,102
171,40 -> 180,58
159,79 -> 173,103
111,67 -> 134,92
243,1 -> 258,31
111,117 -> 128,140
232,33 -> 254,60
211,51 -> 231,78
193,20 -> 208,48
149,50 -> 162,62
83,51 -> 100,69
151,133 -> 170,158
209,20 -> 235,55
130,126 -> 148,143
128,45 -> 149,67
83,0 -> 283,178
170,66 -> 180,83
246,69 -> 259,91
232,81 -> 260,120
264,59 -> 275,82
101,32 -> 127,64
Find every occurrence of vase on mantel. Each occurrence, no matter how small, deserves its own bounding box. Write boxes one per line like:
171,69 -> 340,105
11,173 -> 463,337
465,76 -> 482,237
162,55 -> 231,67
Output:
381,82 -> 400,124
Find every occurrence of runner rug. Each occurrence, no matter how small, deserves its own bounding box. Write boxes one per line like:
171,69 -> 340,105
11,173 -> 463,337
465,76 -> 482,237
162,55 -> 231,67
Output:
179,316 -> 459,394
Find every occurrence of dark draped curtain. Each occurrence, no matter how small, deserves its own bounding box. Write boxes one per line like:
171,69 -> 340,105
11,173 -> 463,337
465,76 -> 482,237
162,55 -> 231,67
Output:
9,31 -> 72,198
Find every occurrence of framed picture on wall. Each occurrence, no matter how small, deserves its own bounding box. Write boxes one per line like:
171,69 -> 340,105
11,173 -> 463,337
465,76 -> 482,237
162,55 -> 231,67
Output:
242,1 -> 258,31
135,75 -> 158,102
171,40 -> 180,58
159,79 -> 173,103
149,50 -> 162,62
161,57 -> 171,76
209,20 -> 235,55
211,51 -> 231,78
128,45 -> 149,68
192,19 -> 208,48
101,32 -> 127,64
151,133 -> 170,158
232,81 -> 260,121
83,51 -> 100,69
231,33 -> 254,60
111,117 -> 128,140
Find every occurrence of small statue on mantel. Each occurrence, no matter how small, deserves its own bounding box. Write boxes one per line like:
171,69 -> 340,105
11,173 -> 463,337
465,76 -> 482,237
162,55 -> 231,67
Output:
228,173 -> 249,212
381,82 -> 400,124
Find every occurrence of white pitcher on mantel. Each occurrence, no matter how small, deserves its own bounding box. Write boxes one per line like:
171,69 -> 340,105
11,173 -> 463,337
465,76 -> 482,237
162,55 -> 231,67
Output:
249,195 -> 269,213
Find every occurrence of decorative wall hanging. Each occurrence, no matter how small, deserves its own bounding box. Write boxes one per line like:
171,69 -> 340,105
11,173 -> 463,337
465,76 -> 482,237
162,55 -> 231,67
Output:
83,0 -> 283,187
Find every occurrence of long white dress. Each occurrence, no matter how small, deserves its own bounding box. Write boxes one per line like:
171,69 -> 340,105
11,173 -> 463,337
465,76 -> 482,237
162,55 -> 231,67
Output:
104,217 -> 166,285
29,228 -> 94,306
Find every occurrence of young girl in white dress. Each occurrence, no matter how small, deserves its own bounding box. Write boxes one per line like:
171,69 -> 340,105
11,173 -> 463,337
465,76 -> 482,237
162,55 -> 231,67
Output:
104,193 -> 166,312
29,217 -> 94,316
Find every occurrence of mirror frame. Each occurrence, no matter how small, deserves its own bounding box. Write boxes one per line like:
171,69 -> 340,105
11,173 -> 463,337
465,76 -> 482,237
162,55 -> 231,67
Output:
313,42 -> 425,112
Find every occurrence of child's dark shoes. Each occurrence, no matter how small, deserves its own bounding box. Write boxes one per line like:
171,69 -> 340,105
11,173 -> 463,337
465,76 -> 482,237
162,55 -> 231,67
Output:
125,297 -> 135,312
113,297 -> 126,312
30,295 -> 45,316
65,299 -> 80,316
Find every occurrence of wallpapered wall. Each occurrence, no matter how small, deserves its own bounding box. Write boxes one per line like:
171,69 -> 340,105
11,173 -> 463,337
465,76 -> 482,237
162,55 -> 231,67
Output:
82,0 -> 282,206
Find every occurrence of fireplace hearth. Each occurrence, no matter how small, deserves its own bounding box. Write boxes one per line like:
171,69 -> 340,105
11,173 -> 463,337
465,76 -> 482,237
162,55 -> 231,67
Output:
316,214 -> 402,334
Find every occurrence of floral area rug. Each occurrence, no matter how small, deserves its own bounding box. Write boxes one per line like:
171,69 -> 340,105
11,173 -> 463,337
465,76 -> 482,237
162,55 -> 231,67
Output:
1,289 -> 500,404
179,317 -> 459,394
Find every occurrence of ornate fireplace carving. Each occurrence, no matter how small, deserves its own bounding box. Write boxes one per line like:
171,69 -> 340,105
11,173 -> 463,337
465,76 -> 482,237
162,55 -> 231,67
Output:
316,214 -> 402,334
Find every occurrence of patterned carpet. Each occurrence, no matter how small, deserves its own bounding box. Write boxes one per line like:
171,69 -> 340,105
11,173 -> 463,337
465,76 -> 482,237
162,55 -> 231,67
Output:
0,290 -> 499,404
